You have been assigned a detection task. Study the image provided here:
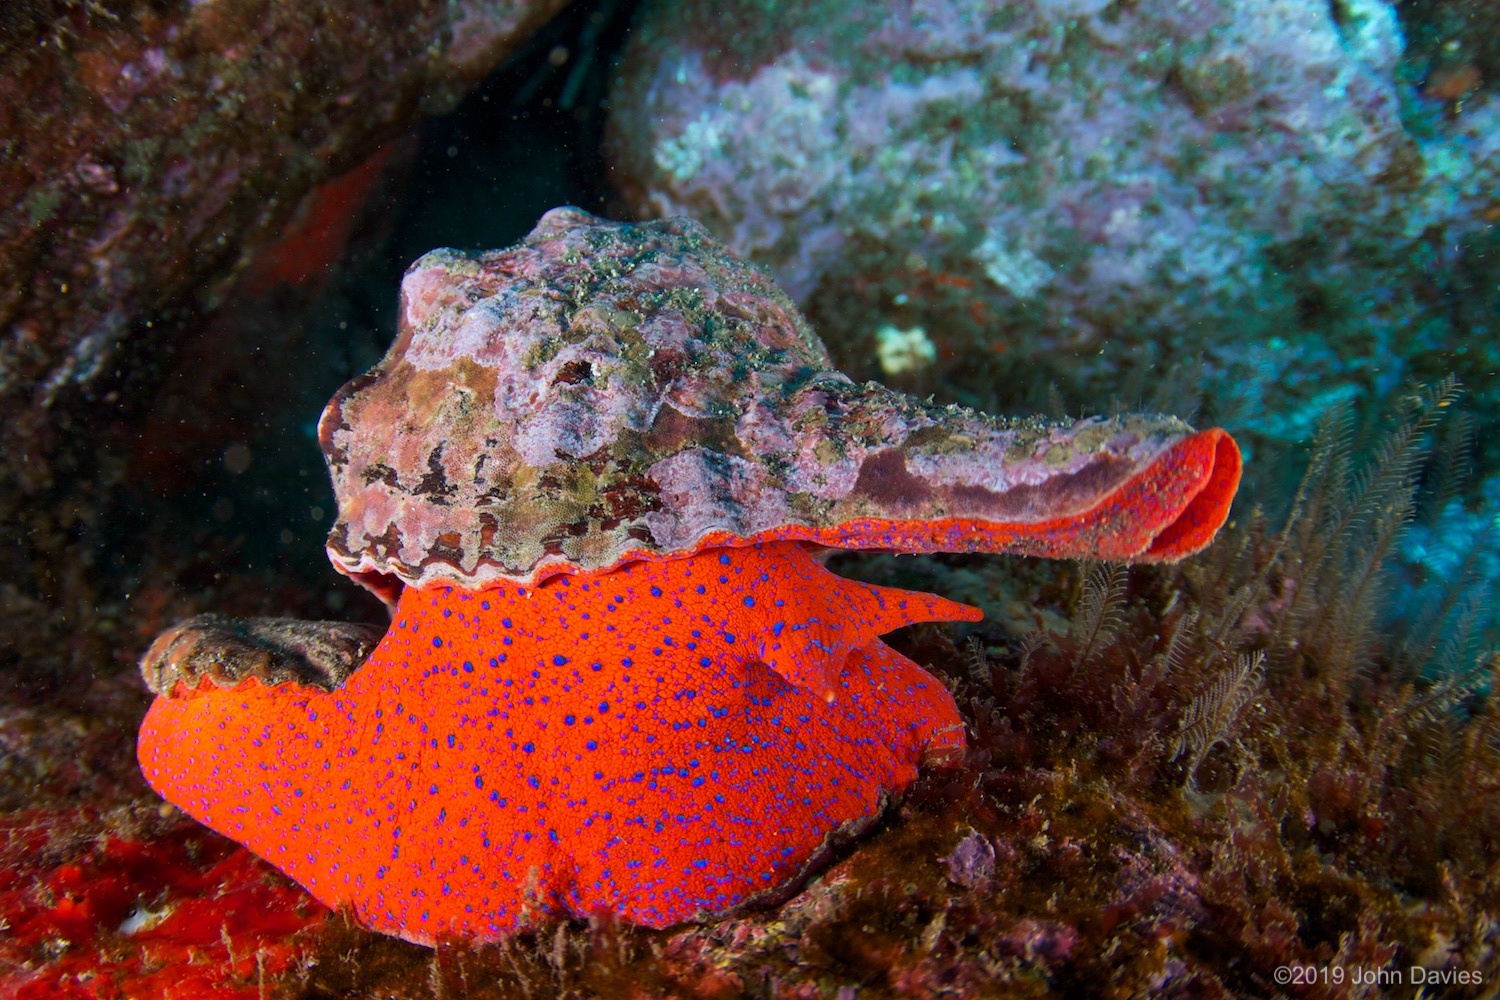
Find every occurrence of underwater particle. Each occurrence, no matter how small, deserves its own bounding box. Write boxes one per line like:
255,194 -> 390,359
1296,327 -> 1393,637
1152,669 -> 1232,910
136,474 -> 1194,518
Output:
222,443 -> 252,475
136,208 -> 1241,945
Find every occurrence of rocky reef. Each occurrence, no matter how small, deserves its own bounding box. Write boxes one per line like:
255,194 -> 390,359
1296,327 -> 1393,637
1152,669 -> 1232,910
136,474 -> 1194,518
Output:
606,0 -> 1500,454
0,0 -> 571,704
0,0 -> 1496,995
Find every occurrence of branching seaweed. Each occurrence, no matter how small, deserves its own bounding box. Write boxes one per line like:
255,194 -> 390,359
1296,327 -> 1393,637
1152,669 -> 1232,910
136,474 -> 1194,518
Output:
927,378 -> 1499,992
1272,377 -> 1463,687
1172,650 -> 1265,783
1072,561 -> 1127,666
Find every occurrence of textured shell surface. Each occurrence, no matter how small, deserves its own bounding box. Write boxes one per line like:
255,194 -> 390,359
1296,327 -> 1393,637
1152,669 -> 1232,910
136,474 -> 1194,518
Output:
321,207 -> 1207,592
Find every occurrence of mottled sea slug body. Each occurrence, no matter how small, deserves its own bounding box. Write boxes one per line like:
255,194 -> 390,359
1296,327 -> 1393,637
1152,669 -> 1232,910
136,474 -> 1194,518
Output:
137,208 -> 1241,946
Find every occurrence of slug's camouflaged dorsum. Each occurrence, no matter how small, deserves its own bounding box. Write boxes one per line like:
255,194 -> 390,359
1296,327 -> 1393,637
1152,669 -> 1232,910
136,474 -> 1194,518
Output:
137,208 -> 1240,946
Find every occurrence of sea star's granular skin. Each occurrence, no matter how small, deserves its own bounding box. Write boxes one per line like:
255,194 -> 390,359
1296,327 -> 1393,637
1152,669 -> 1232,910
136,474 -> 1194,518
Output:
138,543 -> 978,945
